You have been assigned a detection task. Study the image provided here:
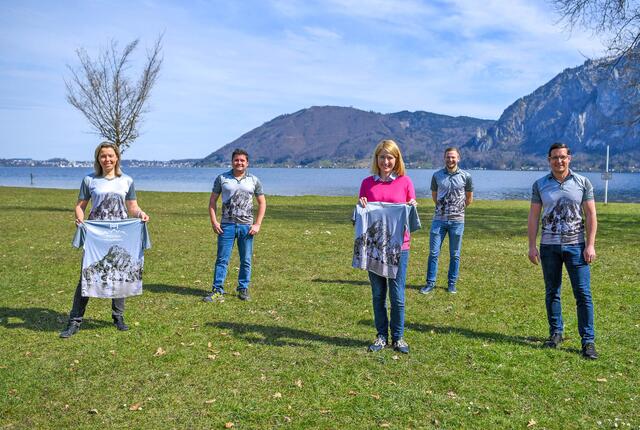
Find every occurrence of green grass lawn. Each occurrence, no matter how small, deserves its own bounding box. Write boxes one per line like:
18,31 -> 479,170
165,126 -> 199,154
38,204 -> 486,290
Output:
1,187 -> 639,429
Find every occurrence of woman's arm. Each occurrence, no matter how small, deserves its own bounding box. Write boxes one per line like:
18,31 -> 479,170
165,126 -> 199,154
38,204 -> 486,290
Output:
126,200 -> 150,222
75,200 -> 89,225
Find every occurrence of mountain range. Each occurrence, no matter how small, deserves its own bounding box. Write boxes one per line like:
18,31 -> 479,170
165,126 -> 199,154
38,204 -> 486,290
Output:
201,56 -> 640,171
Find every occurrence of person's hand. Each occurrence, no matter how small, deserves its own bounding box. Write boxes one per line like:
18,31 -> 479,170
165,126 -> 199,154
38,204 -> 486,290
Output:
249,223 -> 261,235
528,246 -> 540,265
359,197 -> 368,207
138,211 -> 150,222
212,221 -> 223,235
75,217 -> 84,226
408,199 -> 417,206
583,245 -> 596,264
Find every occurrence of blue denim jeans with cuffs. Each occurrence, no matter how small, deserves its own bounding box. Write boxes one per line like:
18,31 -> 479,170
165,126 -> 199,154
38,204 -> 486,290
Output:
368,250 -> 409,342
212,223 -> 254,293
540,243 -> 595,345
426,220 -> 465,288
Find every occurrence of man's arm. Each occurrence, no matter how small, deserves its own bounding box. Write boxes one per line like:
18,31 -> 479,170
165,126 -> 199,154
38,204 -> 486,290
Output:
465,192 -> 473,207
527,202 -> 542,265
249,195 -> 267,235
209,192 -> 223,234
431,191 -> 437,204
582,200 -> 597,264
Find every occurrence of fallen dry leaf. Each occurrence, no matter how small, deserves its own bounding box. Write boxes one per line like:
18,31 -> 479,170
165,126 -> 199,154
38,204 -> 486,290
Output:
207,354 -> 217,360
596,378 -> 607,382
447,391 -> 457,399
129,402 -> 142,411
319,409 -> 331,414
371,394 -> 381,400
295,379 -> 303,388
527,418 -> 537,427
25,351 -> 32,357
392,355 -> 399,360
348,390 -> 358,396
88,409 -> 98,414
224,422 -> 234,428
208,342 -> 213,348
63,404 -> 70,410
8,389 -> 17,396
380,423 -> 391,428
273,392 -> 282,399
154,347 -> 166,357
232,351 -> 241,357
284,416 -> 292,422
204,399 -> 216,404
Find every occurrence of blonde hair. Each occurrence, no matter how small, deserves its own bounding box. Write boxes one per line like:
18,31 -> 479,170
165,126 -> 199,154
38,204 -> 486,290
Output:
93,141 -> 122,177
370,139 -> 406,176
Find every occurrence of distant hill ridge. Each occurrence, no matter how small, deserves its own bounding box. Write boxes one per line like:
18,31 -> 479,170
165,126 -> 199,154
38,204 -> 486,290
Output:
201,56 -> 640,171
199,106 -> 494,168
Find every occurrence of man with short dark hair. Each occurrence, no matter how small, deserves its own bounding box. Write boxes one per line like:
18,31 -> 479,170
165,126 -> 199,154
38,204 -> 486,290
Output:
421,147 -> 473,294
527,142 -> 598,359
203,149 -> 266,302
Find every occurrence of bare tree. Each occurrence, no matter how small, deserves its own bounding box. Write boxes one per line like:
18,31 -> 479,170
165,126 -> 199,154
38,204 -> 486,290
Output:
552,1 -> 640,122
65,36 -> 163,153
552,0 -> 640,55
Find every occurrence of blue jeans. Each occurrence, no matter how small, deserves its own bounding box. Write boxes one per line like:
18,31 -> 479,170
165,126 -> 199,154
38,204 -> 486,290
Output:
212,223 -> 254,293
368,250 -> 409,341
540,244 -> 595,345
426,220 -> 465,287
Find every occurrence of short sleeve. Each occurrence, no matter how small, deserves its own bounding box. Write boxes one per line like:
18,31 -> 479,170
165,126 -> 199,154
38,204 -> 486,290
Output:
212,175 -> 222,194
430,174 -> 437,192
464,174 -> 473,192
531,181 -> 542,204
582,178 -> 594,202
359,176 -> 371,199
78,176 -> 91,201
253,177 -> 264,196
125,180 -> 137,200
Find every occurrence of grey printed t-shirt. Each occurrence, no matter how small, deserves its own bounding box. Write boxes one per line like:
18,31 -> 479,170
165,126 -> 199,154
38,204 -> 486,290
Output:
79,173 -> 136,220
212,170 -> 264,224
531,170 -> 594,245
431,168 -> 473,222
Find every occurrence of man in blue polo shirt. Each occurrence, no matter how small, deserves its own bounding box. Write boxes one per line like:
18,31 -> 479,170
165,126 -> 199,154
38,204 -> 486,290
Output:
527,142 -> 598,359
203,149 -> 266,302
421,147 -> 473,294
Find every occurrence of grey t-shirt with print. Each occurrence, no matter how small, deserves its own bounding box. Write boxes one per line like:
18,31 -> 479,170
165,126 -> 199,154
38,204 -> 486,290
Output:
79,173 -> 136,221
531,170 -> 594,245
431,168 -> 473,222
212,170 -> 264,224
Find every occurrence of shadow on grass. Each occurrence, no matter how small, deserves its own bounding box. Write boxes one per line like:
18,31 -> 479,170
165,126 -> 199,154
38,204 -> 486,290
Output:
0,307 -> 112,332
207,321 -> 368,348
311,278 -> 369,286
0,205 -> 69,213
145,283 -> 206,296
358,320 -> 581,354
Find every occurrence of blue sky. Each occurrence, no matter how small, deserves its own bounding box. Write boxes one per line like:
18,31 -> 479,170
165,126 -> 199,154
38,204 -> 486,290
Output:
0,0 -> 607,160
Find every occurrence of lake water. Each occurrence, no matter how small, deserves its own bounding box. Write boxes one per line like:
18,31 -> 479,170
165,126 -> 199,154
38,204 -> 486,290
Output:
1,167 -> 639,202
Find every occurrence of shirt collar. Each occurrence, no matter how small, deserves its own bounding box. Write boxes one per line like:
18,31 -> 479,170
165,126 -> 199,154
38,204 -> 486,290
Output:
373,172 -> 397,182
227,169 -> 248,181
547,169 -> 574,182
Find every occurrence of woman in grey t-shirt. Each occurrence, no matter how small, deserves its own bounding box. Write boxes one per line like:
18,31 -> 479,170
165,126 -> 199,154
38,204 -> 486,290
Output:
59,142 -> 149,338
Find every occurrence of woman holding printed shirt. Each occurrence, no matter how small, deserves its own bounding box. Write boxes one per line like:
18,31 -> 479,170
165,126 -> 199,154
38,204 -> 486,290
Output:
59,142 -> 149,339
359,139 -> 417,354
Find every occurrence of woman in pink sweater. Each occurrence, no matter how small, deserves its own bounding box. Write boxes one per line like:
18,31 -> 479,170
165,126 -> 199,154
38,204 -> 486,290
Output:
358,139 -> 417,354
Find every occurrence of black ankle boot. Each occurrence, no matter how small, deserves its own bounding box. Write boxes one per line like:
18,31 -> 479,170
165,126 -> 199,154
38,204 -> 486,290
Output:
59,320 -> 81,338
113,316 -> 129,331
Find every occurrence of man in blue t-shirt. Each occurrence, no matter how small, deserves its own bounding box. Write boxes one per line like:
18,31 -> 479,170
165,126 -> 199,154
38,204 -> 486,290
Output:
203,149 -> 266,302
420,147 -> 473,295
527,142 -> 598,359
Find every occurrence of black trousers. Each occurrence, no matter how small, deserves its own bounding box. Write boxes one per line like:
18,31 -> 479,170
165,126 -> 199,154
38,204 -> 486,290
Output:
68,279 -> 125,323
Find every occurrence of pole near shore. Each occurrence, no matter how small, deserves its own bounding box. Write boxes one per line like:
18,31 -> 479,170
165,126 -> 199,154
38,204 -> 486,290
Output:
602,145 -> 611,205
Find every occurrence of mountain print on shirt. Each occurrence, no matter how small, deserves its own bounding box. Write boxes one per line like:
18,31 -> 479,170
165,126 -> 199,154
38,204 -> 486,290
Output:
89,192 -> 128,220
353,219 -> 402,269
222,190 -> 253,222
542,197 -> 582,237
436,187 -> 465,218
